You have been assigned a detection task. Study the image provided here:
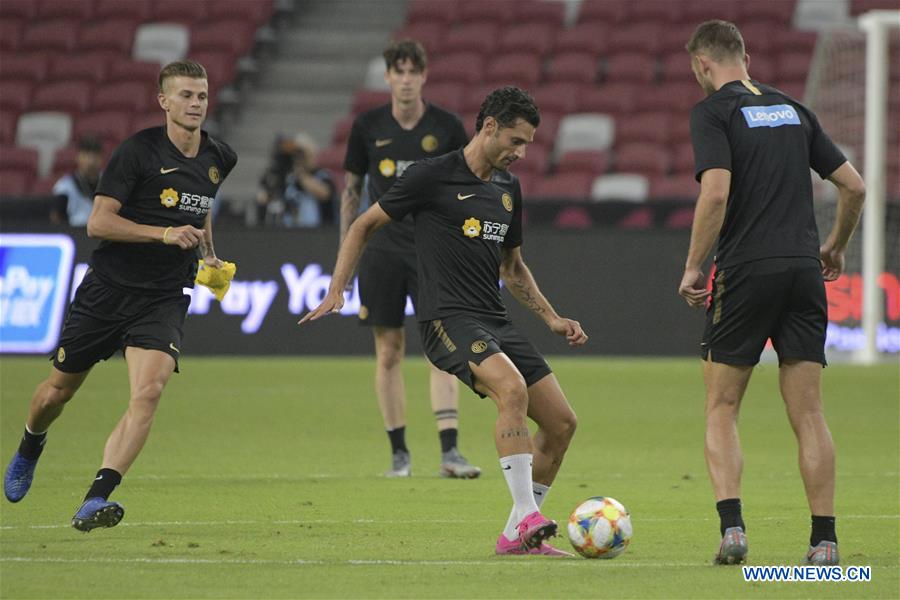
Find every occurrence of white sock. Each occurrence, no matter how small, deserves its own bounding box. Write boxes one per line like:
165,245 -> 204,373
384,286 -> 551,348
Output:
503,462 -> 550,542
499,455 -> 543,542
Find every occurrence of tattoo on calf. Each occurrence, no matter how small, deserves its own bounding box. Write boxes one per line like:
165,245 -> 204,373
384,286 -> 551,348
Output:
500,428 -> 531,439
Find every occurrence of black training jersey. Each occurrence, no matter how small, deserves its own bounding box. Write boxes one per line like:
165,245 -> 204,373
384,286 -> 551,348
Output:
344,102 -> 469,253
92,127 -> 238,292
690,79 -> 846,268
378,149 -> 522,321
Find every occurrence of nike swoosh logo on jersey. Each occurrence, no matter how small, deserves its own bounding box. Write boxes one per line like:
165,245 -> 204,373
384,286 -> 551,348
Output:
457,193 -> 475,200
375,138 -> 392,147
169,343 -> 180,353
160,167 -> 179,174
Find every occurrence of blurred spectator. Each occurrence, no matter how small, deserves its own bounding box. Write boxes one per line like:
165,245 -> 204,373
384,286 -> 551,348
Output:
283,133 -> 337,227
256,133 -> 337,227
50,137 -> 103,226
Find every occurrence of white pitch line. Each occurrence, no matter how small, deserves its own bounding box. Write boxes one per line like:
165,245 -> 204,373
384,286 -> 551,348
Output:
0,556 -> 700,568
1,514 -> 896,532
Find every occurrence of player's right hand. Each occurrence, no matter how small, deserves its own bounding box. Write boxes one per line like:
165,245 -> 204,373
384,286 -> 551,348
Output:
678,267 -> 710,307
819,244 -> 845,281
163,225 -> 204,249
298,290 -> 345,325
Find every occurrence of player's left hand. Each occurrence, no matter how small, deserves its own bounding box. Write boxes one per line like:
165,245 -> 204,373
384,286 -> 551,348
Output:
550,317 -> 588,346
678,267 -> 710,307
298,290 -> 345,325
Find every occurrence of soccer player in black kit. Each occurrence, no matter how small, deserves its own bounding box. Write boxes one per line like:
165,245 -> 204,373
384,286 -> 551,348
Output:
304,87 -> 587,556
3,61 -> 237,531
342,39 -> 480,479
677,21 -> 865,566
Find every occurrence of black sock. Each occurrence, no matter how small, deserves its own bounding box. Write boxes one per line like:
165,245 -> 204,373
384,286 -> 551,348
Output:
17,428 -> 47,461
716,498 -> 745,536
387,427 -> 408,454
439,428 -> 458,454
84,468 -> 122,501
810,515 -> 837,546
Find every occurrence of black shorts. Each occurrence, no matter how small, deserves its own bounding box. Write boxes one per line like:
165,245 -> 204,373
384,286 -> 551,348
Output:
51,270 -> 190,373
702,257 -> 827,367
419,313 -> 552,397
357,247 -> 418,328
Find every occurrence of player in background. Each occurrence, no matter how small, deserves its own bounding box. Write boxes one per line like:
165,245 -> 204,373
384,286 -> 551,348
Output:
304,87 -> 586,556
678,21 -> 865,566
3,61 -> 238,531
342,40 -> 479,479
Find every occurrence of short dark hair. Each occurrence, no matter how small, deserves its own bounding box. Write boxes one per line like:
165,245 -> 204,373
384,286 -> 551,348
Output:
383,39 -> 427,71
158,60 -> 208,92
475,86 -> 540,133
686,20 -> 745,62
77,136 -> 102,153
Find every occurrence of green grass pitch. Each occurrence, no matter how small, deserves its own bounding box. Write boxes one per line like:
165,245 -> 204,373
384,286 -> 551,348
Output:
1,356 -> 897,599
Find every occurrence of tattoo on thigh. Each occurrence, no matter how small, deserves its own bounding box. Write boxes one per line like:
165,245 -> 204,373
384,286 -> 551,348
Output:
500,428 -> 530,439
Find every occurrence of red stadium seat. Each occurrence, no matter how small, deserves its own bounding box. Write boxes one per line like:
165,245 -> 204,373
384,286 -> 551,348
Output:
37,0 -> 94,20
485,53 -> 542,88
618,207 -> 653,229
604,53 -> 658,84
51,146 -> 80,174
533,112 -> 560,149
615,112 -> 669,145
668,116 -> 692,145
660,53 -> 695,83
93,0 -> 151,20
554,22 -> 610,55
737,23 -> 776,55
556,150 -> 611,176
658,24 -> 704,55
153,0 -> 208,24
498,23 -> 556,57
577,83 -> 637,115
775,80 -> 806,102
331,116 -> 354,145
406,0 -> 460,25
458,0 -> 516,25
317,144 -> 345,175
674,0 -> 739,23
92,81 -> 154,113
74,111 -> 133,148
670,141 -> 695,175
735,0 -> 796,25
636,82 -> 703,113
0,17 -> 24,52
517,0 -> 565,26
776,51 -> 813,82
0,169 -> 32,196
772,30 -> 818,53
351,90 -> 391,114
553,206 -> 593,228
442,23 -> 498,55
577,0 -> 628,25
20,20 -> 79,53
530,83 -> 581,115
79,19 -> 137,53
460,112 -> 478,137
49,54 -> 109,84
428,52 -> 484,85
461,83 -> 498,113
131,111 -> 164,133
511,143 -> 549,175
188,52 -> 238,88
0,81 -> 34,114
665,206 -> 695,229
630,1 -> 679,22
0,112 -> 16,144
191,20 -> 257,57
424,83 -> 465,113
0,54 -> 50,83
32,81 -> 93,114
545,52 -> 599,85
649,174 -> 699,200
391,23 -> 445,56
106,58 -> 160,85
615,143 -> 670,177
207,0 -> 273,26
608,22 -> 664,55
747,54 -> 776,84
531,173 -> 593,200
0,0 -> 36,20
0,145 -> 39,177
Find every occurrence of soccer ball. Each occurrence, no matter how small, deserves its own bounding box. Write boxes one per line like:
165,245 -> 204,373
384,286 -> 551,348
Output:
567,496 -> 633,559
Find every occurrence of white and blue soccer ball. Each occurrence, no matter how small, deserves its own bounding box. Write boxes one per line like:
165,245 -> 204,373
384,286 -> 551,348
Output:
567,496 -> 633,559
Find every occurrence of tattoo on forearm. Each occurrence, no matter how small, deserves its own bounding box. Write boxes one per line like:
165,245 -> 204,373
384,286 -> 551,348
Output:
500,428 -> 531,439
200,236 -> 214,259
511,277 -> 545,314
